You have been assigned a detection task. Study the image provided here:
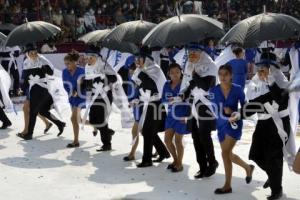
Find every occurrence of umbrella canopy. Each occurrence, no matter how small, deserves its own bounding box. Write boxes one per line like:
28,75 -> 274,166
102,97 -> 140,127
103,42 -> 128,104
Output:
220,13 -> 300,48
78,29 -> 111,45
0,32 -> 7,45
142,14 -> 224,47
4,21 -> 61,47
79,29 -> 139,54
105,20 -> 156,44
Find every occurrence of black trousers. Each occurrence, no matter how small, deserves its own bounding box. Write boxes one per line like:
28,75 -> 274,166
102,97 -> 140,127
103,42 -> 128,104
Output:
190,117 -> 217,172
141,101 -> 169,163
0,107 -> 11,125
89,91 -> 113,147
1,60 -> 20,94
27,85 -> 65,136
249,117 -> 290,193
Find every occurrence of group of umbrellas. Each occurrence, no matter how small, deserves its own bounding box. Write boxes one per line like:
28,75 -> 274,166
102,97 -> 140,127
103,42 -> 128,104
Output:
1,11 -> 300,54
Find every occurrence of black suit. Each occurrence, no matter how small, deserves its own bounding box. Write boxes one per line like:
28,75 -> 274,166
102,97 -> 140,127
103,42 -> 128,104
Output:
137,71 -> 170,163
183,74 -> 217,173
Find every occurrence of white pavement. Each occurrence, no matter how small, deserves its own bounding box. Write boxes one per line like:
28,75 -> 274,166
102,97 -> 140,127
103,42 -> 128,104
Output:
0,110 -> 299,200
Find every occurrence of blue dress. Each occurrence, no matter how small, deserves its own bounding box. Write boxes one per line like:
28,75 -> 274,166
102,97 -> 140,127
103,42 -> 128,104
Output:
162,81 -> 190,135
62,66 -> 86,108
127,79 -> 141,122
227,59 -> 248,89
209,84 -> 245,142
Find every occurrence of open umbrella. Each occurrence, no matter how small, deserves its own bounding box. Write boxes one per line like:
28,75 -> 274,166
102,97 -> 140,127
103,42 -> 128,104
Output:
79,29 -> 139,54
220,12 -> 300,48
105,19 -> 156,44
142,14 -> 224,47
4,20 -> 61,47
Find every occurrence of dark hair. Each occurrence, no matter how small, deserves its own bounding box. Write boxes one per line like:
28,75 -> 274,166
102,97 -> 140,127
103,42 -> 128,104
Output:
219,64 -> 233,75
232,47 -> 243,56
168,63 -> 181,72
64,50 -> 80,62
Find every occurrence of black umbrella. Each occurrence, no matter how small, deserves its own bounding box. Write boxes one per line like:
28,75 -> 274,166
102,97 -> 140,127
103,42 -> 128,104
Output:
78,29 -> 111,45
105,19 -> 156,44
79,29 -> 139,54
220,13 -> 300,48
4,20 -> 61,47
142,14 -> 224,47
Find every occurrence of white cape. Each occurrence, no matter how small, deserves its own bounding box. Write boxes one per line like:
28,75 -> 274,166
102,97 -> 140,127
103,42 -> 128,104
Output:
0,64 -> 13,112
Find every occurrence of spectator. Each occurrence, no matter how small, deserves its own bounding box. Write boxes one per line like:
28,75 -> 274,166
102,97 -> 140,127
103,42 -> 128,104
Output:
41,39 -> 58,53
84,7 -> 97,32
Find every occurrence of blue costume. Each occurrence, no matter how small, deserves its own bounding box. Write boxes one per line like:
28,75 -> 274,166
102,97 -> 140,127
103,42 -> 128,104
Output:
227,59 -> 248,89
209,84 -> 245,142
62,66 -> 86,108
162,81 -> 189,135
127,78 -> 141,122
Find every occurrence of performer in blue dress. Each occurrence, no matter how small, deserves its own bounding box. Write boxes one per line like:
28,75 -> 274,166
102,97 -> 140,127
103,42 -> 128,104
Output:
227,47 -> 248,89
209,64 -> 254,195
162,63 -> 190,172
62,50 -> 85,148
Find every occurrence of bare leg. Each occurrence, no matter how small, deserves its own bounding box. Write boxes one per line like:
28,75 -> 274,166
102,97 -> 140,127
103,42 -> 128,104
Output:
164,129 -> 177,165
220,135 -> 237,190
128,122 -> 139,158
71,107 -> 80,144
20,100 -> 30,134
293,151 -> 300,174
38,114 -> 51,128
175,133 -> 184,169
230,152 -> 252,176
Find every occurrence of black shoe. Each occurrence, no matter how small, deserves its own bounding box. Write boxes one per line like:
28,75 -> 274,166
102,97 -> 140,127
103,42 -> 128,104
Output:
44,123 -> 53,134
96,145 -> 112,152
246,165 -> 255,184
66,143 -> 80,148
263,179 -> 270,189
194,170 -> 206,179
153,155 -> 170,163
0,122 -> 12,129
16,133 -> 32,140
214,188 -> 232,195
167,164 -> 176,170
171,166 -> 183,173
137,161 -> 153,168
57,122 -> 66,137
204,161 -> 219,177
123,156 -> 135,161
267,189 -> 283,200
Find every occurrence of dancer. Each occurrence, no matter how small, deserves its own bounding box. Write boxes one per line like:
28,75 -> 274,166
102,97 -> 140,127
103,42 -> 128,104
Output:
210,64 -> 254,194
17,43 -> 66,140
0,46 -> 21,96
131,46 -> 170,168
244,52 -> 292,200
0,64 -> 12,129
81,46 -> 116,151
162,63 -> 190,172
227,47 -> 248,89
62,50 -> 85,148
182,44 -> 219,178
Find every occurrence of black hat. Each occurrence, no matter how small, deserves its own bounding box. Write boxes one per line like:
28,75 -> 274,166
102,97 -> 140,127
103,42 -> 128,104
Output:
256,52 -> 280,69
85,45 -> 101,57
136,46 -> 153,60
24,43 -> 37,52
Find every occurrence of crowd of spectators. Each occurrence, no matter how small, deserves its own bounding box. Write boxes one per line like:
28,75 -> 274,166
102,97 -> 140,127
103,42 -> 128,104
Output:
0,0 -> 300,42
